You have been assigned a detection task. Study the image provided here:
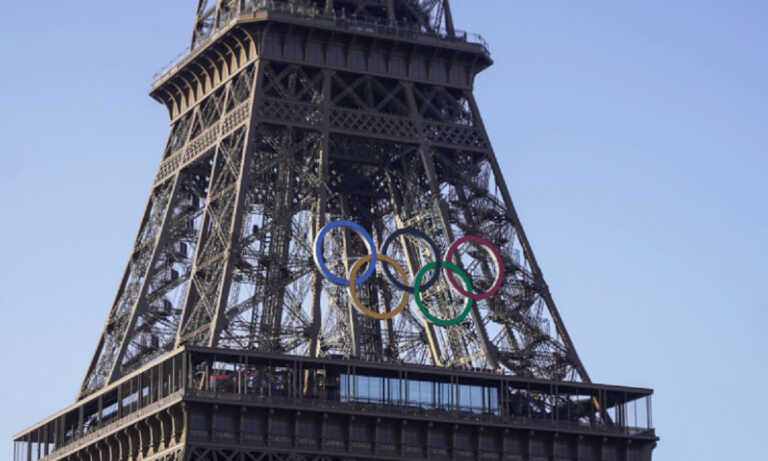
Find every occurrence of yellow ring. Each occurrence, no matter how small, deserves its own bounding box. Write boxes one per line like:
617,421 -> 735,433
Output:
347,254 -> 410,320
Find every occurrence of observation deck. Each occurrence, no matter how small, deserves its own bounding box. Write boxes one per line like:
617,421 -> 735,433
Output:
152,0 -> 491,89
15,347 -> 656,461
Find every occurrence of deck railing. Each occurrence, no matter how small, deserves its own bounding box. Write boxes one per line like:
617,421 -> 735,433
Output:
152,0 -> 490,84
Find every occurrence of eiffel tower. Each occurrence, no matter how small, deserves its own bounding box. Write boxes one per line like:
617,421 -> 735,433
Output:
14,2 -> 657,460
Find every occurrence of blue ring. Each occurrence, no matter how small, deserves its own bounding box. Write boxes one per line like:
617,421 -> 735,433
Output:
313,220 -> 377,287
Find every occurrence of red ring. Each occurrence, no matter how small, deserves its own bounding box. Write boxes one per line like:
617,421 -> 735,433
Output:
443,236 -> 505,301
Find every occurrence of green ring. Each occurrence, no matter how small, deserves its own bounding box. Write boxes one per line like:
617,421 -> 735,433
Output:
414,261 -> 474,327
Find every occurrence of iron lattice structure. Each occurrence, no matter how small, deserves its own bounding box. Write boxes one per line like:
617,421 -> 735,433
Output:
14,3 -> 658,461
80,0 -> 591,400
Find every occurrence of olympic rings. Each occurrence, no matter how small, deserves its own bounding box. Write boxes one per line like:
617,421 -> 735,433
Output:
313,220 -> 377,287
313,219 -> 505,327
444,236 -> 505,301
348,254 -> 410,320
414,261 -> 474,327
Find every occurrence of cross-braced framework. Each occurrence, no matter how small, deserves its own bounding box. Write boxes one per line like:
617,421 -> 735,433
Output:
80,0 -> 590,400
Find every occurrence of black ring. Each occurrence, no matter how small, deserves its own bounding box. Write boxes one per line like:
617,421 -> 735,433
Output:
380,228 -> 441,294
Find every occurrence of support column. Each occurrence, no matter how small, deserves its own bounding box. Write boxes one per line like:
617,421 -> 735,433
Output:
208,59 -> 267,347
384,170 -> 444,366
308,69 -> 335,360
466,93 -> 590,383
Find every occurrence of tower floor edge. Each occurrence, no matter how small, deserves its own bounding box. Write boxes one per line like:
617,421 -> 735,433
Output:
15,347 -> 656,461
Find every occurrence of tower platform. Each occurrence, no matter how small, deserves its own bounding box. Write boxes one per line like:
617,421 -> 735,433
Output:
15,347 -> 656,461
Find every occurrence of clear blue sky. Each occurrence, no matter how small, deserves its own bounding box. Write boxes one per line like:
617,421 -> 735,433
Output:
1,1 -> 766,459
